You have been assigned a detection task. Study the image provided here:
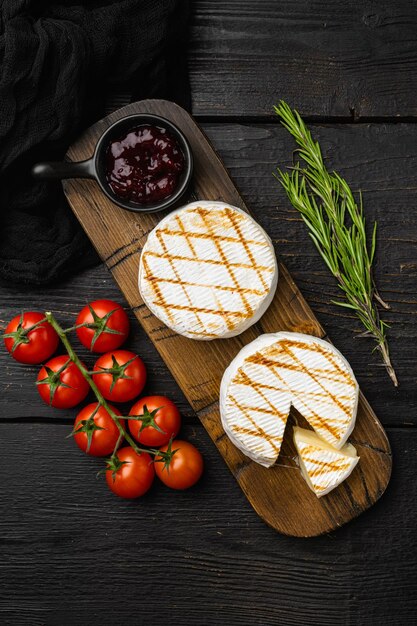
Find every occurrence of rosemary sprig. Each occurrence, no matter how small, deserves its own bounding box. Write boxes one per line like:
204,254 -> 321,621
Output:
274,100 -> 398,386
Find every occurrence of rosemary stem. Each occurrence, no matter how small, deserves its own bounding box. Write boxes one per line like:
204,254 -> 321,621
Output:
275,100 -> 398,386
378,339 -> 398,387
373,286 -> 391,310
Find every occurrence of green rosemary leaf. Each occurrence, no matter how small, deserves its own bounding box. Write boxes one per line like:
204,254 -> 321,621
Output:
274,100 -> 398,386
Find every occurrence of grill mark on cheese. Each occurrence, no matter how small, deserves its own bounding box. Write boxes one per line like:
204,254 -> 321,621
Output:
156,227 -> 269,248
231,349 -> 344,441
320,350 -> 355,385
245,353 -> 349,387
141,205 -> 275,337
192,206 -> 245,228
305,460 -> 353,489
143,274 -> 266,297
234,369 -> 353,404
296,440 -> 357,492
276,339 -> 355,387
151,301 -> 247,321
301,449 -> 353,474
231,425 -> 278,441
234,369 -> 288,418
263,357 -> 342,440
222,334 -> 359,472
228,334 -> 357,447
156,228 -> 207,332
144,250 -> 274,273
225,207 -> 269,291
228,395 -> 282,453
265,340 -> 355,402
230,402 -> 286,419
279,342 -> 352,417
141,256 -> 175,324
195,206 -> 254,319
313,482 -> 332,493
258,340 -> 355,387
175,213 -> 234,331
186,329 -> 223,338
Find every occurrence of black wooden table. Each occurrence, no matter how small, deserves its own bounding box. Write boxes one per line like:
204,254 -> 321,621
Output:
2,2 -> 417,624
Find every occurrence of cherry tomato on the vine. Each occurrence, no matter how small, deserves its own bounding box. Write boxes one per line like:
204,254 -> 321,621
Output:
4,312 -> 59,364
37,355 -> 89,409
73,402 -> 125,456
128,395 -> 181,447
155,440 -> 203,490
76,300 -> 129,352
92,350 -> 146,403
105,447 -> 154,499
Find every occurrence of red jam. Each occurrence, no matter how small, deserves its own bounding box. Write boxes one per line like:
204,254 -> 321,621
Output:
105,125 -> 185,204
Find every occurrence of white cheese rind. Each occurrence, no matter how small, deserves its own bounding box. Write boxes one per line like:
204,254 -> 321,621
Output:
293,426 -> 359,497
220,332 -> 359,467
220,334 -> 288,467
138,201 -> 278,340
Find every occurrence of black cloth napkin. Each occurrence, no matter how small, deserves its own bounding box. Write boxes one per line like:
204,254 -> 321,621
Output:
0,0 -> 190,285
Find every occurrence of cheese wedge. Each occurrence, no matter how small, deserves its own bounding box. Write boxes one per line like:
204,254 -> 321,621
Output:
138,201 -> 278,340
293,426 -> 359,497
220,332 -> 359,467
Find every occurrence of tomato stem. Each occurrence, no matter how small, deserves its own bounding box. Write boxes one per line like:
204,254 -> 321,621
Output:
22,316 -> 48,331
3,314 -> 49,354
112,430 -> 125,456
45,311 -> 162,459
62,323 -> 90,334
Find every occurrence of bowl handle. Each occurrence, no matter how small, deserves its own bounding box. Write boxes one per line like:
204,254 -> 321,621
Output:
31,158 -> 95,180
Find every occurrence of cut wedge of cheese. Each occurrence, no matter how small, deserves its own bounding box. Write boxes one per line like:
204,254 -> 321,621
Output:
220,332 -> 359,467
293,426 -> 359,497
138,201 -> 278,340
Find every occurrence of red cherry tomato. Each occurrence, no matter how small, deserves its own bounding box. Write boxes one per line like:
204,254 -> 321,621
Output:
129,396 -> 181,447
105,447 -> 154,499
73,403 -> 125,456
155,440 -> 203,490
92,350 -> 146,403
76,300 -> 129,352
37,355 -> 89,409
4,312 -> 59,364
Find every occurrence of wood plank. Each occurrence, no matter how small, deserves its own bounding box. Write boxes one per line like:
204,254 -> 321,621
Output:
1,122 -> 414,425
190,0 -> 417,118
0,422 -> 414,626
61,100 -> 390,536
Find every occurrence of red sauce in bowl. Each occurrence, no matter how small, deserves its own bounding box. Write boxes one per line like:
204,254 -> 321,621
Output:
105,125 -> 185,205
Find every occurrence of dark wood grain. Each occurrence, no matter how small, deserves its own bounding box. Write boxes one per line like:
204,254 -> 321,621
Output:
0,422 -> 414,626
59,99 -> 391,536
190,0 -> 417,119
1,123 -> 415,425
0,1 -> 415,622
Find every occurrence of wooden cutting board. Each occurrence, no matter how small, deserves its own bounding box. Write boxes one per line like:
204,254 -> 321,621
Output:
64,99 -> 392,537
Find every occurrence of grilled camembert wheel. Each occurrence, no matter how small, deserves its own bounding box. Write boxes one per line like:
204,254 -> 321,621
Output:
293,426 -> 359,497
138,201 -> 278,340
220,332 -> 359,467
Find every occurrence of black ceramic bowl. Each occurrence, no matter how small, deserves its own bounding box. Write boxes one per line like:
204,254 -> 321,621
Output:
31,113 -> 193,213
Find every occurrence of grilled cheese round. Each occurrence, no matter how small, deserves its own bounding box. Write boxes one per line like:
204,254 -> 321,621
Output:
220,332 -> 359,467
138,201 -> 278,340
